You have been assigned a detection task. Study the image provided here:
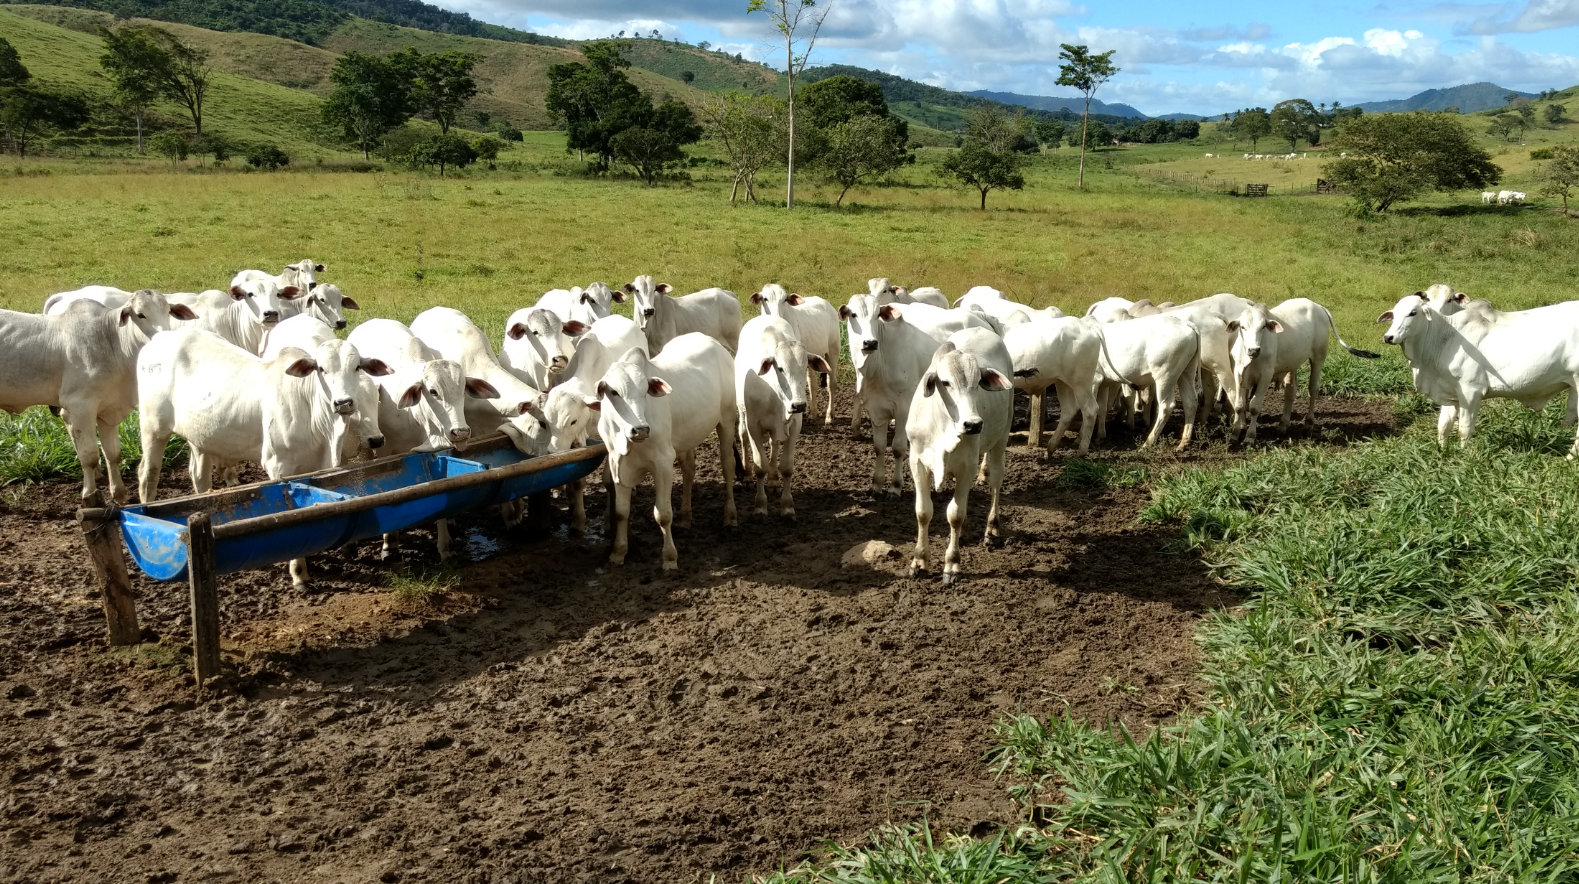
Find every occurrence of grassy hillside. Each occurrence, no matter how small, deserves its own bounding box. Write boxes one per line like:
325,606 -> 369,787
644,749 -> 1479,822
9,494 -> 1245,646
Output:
619,37 -> 779,95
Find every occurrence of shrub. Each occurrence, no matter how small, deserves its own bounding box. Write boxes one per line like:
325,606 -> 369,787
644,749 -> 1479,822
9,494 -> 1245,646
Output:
246,144 -> 290,170
148,131 -> 188,165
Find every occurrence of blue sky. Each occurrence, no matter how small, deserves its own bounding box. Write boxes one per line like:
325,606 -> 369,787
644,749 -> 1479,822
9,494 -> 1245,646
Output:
431,0 -> 1579,116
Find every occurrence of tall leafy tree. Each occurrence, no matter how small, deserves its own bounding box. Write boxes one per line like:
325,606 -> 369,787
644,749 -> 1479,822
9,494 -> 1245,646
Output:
0,86 -> 89,157
404,49 -> 480,134
611,99 -> 703,184
938,104 -> 1026,209
820,113 -> 912,206
1270,98 -> 1320,151
1323,112 -> 1500,213
747,0 -> 829,209
0,36 -> 28,88
700,91 -> 784,203
146,29 -> 211,134
1536,144 -> 1579,212
546,41 -> 647,171
1233,107 -> 1272,150
1055,43 -> 1118,189
99,26 -> 170,154
322,51 -> 414,159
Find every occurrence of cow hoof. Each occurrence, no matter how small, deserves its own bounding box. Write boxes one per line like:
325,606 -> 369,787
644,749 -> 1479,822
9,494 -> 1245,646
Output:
780,508 -> 796,519
662,561 -> 678,572
941,572 -> 958,586
753,506 -> 769,517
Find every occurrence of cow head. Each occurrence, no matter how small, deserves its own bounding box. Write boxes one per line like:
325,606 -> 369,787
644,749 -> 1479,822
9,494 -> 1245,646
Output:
1378,292 -> 1431,346
1226,303 -> 1282,362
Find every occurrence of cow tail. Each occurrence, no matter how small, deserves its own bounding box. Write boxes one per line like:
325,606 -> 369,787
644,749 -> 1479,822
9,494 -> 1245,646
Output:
1328,307 -> 1380,359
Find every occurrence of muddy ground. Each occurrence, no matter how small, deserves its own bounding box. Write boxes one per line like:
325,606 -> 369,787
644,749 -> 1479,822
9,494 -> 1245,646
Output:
0,396 -> 1397,883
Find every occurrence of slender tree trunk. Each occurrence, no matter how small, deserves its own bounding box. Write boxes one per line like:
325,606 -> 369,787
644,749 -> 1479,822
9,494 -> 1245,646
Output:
979,187 -> 987,209
1078,98 -> 1090,190
135,110 -> 144,155
730,174 -> 741,204
785,44 -> 796,210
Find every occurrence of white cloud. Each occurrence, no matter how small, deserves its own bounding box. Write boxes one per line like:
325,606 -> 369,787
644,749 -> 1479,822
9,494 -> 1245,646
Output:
1462,0 -> 1579,33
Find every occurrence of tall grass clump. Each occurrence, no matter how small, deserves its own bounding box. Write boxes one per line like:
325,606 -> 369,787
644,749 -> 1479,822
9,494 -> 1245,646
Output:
987,419 -> 1579,881
0,407 -> 186,487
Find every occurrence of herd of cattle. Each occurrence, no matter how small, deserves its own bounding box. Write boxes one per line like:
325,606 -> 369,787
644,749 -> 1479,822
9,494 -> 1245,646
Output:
2,261 -> 1577,584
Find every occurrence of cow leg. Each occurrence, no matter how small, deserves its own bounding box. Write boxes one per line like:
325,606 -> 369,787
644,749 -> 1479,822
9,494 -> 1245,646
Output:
1028,390 -> 1045,451
569,478 -> 587,536
289,557 -> 309,588
381,532 -> 397,560
942,477 -> 970,585
716,418 -> 738,527
1144,381 -> 1174,447
1436,405 -> 1457,448
1457,398 -> 1481,445
677,449 -> 696,530
909,460 -> 933,577
822,365 -> 836,427
1284,370 -> 1298,433
609,481 -> 632,566
1243,373 -> 1265,444
1176,368 -> 1198,450
983,444 -> 1005,546
138,428 -> 168,504
1074,382 -> 1099,455
887,421 -> 909,496
1095,384 -> 1111,443
1046,383 -> 1076,457
850,397 -> 865,437
778,421 -> 798,518
869,407 -> 892,494
752,424 -> 770,517
653,462 -> 678,571
436,519 -> 452,561
96,411 -> 129,504
63,406 -> 102,502
189,448 -> 214,495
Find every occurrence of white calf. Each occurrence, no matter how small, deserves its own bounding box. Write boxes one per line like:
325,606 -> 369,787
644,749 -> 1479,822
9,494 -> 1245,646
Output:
736,315 -> 831,517
588,334 -> 738,569
1227,298 -> 1380,442
1,292 -> 193,502
1003,315 -> 1102,455
171,279 -> 299,354
906,328 -> 1014,584
284,282 -> 360,330
1095,314 -> 1201,448
260,315 -> 390,465
500,306 -> 588,391
751,283 -> 841,426
1164,293 -> 1253,425
409,307 -> 553,458
536,282 -> 622,328
625,275 -> 742,353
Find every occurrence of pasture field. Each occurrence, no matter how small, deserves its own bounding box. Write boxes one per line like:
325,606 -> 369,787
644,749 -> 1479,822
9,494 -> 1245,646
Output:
3,149 -> 1579,881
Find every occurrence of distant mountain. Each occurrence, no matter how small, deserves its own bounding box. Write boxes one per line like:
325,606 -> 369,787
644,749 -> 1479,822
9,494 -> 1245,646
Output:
1355,82 -> 1537,114
966,89 -> 1147,119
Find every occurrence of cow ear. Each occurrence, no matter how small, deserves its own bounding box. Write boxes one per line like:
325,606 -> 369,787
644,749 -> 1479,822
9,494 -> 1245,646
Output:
398,382 -> 424,408
922,371 -> 939,397
656,283 -> 673,294
787,294 -> 805,306
807,354 -> 832,374
878,304 -> 901,321
168,304 -> 197,321
1376,311 -> 1393,324
285,357 -> 318,378
230,285 -> 248,300
758,357 -> 775,376
648,376 -> 671,397
315,263 -> 326,273
119,306 -> 133,326
1453,292 -> 1467,303
622,282 -> 638,294
1413,291 -> 1427,300
1266,319 -> 1284,333
611,288 -> 627,302
341,296 -> 360,310
750,292 -> 764,305
280,285 -> 301,299
359,357 -> 394,376
563,320 -> 588,337
507,322 -> 528,340
839,304 -> 854,320
979,368 -> 1012,392
465,377 -> 500,399
1225,319 -> 1240,332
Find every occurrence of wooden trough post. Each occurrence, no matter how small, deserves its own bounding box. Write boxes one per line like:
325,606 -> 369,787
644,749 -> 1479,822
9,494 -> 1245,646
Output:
77,492 -> 141,646
186,510 -> 222,689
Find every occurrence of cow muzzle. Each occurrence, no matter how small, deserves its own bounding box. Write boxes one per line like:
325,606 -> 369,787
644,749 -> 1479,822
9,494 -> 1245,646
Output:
961,418 -> 983,435
366,435 -> 385,450
335,320 -> 347,330
333,398 -> 355,415
642,309 -> 656,318
550,356 -> 568,372
628,425 -> 651,442
448,427 -> 472,444
1246,347 -> 1261,359
861,340 -> 878,352
790,402 -> 807,415
1383,334 -> 1395,345
262,311 -> 281,324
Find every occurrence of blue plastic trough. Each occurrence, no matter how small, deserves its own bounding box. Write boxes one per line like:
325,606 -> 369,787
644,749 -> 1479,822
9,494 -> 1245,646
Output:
116,435 -> 606,582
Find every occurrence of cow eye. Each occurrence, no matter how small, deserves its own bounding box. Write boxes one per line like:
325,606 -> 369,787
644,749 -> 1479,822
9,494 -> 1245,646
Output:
136,312 -> 146,319
429,387 -> 440,397
1408,309 -> 1417,317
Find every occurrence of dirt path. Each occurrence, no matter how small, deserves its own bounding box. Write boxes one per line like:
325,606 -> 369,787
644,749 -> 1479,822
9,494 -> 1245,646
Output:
0,397 -> 1397,883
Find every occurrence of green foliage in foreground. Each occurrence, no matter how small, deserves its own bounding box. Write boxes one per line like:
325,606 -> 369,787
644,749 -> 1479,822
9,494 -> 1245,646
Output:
0,406 -> 185,487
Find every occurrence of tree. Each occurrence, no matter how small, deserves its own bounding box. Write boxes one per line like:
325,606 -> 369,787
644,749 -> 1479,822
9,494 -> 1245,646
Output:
1032,119 -> 1065,150
820,114 -> 912,206
409,133 -> 476,176
546,41 -> 648,171
246,144 -> 290,170
1546,104 -> 1567,125
1055,43 -> 1119,189
747,0 -> 830,209
471,134 -> 504,167
938,104 -> 1026,209
322,51 -> 414,159
1175,119 -> 1200,139
404,50 -> 480,134
1323,112 -> 1500,213
150,29 -> 211,134
1069,119 -> 1110,149
1233,107 -> 1271,150
700,91 -> 784,203
1271,98 -> 1320,151
1488,113 -> 1523,141
0,86 -> 89,157
799,73 -> 910,170
148,130 -> 187,166
611,98 -> 702,184
0,37 -> 27,88
98,26 -> 168,155
680,70 -> 695,84
1536,144 -> 1579,212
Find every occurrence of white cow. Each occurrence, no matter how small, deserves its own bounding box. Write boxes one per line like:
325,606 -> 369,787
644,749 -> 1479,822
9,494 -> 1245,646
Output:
536,282 -> 622,328
1481,191 -> 1497,205
42,285 -> 136,315
1,292 -> 193,502
168,279 -> 299,355
840,295 -> 994,493
735,315 -> 831,517
905,328 -> 1014,584
624,275 -> 742,354
499,306 -> 588,391
1003,315 -> 1102,456
284,282 -> 360,330
232,259 -> 324,301
1379,293 -> 1579,454
1084,297 -> 1137,323
410,307 -> 553,458
867,277 -> 950,309
587,335 -> 739,569
260,315 -> 389,466
751,283 -> 841,426
1094,313 -> 1201,449
1497,190 -> 1526,206
1225,299 -> 1380,442
1164,293 -> 1254,424
540,315 -> 650,534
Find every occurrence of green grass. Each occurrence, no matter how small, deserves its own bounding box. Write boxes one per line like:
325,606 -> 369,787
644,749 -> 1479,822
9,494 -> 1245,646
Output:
387,564 -> 459,606
0,406 -> 187,487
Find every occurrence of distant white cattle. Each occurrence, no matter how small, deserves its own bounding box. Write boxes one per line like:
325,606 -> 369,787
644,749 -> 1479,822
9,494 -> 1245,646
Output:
735,315 -> 831,517
751,283 -> 841,426
905,328 -> 1014,584
1481,191 -> 1497,205
1,291 -> 193,502
1379,292 -> 1579,453
588,335 -> 739,569
624,275 -> 742,354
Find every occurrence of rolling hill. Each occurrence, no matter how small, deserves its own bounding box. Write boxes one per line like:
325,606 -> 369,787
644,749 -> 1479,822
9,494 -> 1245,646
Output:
966,89 -> 1146,119
1356,82 -> 1538,114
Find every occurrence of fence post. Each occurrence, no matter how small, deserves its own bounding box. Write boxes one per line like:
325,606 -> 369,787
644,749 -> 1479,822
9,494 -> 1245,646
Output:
77,493 -> 140,646
186,511 -> 222,689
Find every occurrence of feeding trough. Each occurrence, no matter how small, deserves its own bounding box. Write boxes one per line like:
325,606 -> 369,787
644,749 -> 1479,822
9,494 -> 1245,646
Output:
76,435 -> 606,688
